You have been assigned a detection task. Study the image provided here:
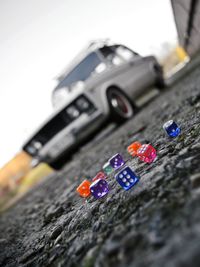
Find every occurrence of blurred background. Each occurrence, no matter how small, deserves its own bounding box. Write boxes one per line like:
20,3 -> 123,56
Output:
0,0 -> 196,210
0,0 -> 177,168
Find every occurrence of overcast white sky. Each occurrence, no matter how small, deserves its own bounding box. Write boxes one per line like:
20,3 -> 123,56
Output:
0,0 -> 177,167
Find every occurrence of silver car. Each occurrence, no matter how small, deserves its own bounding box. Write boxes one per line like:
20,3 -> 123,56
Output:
23,41 -> 164,169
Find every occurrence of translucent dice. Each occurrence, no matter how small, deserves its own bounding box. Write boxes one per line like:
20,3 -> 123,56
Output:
115,166 -> 139,190
103,162 -> 113,175
109,153 -> 125,170
92,171 -> 106,182
90,179 -> 109,199
137,144 -> 157,163
76,179 -> 91,198
127,141 -> 142,157
163,120 -> 181,138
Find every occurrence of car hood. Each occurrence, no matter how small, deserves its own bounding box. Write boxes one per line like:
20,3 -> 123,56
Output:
53,81 -> 86,111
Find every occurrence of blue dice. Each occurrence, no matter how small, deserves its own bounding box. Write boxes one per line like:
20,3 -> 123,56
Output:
163,120 -> 181,138
115,166 -> 139,190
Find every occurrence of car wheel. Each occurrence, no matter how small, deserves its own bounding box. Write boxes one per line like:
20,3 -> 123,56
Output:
154,64 -> 165,89
106,87 -> 136,123
49,155 -> 72,170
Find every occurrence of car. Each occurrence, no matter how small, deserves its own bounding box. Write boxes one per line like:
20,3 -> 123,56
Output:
23,40 -> 164,169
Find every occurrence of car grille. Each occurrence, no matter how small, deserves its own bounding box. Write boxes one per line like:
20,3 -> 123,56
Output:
23,95 -> 96,156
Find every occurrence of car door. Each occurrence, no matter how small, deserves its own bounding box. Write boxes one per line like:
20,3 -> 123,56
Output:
107,46 -> 156,99
120,59 -> 156,98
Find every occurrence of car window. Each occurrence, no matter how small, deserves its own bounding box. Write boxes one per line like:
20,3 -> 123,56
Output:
115,46 -> 136,60
100,46 -> 124,66
100,45 -> 140,64
58,52 -> 103,88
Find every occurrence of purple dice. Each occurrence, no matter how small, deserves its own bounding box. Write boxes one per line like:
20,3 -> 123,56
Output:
90,179 -> 109,199
109,153 -> 125,170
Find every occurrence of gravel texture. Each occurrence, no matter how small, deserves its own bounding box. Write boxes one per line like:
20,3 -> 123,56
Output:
0,66 -> 200,267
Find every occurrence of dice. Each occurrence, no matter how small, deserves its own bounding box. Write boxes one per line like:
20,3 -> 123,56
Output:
76,179 -> 91,198
115,166 -> 139,190
90,179 -> 109,199
92,171 -> 106,182
137,144 -> 157,163
103,162 -> 113,175
109,153 -> 125,170
127,141 -> 142,157
163,120 -> 181,138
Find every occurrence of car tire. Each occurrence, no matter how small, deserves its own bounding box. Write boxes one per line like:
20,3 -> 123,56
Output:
106,87 -> 136,123
49,153 -> 72,170
154,64 -> 165,89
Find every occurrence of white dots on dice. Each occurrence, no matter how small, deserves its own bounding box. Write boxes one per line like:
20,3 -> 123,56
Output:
130,179 -> 134,183
122,178 -> 127,182
126,182 -> 130,186
126,175 -> 131,179
123,171 -> 127,175
119,174 -> 123,179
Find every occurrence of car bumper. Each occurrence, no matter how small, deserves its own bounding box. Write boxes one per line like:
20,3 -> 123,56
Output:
40,110 -> 105,161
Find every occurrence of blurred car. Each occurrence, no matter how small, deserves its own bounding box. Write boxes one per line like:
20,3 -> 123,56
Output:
23,40 -> 164,169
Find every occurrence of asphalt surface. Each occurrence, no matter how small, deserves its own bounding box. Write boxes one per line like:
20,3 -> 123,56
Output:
0,65 -> 200,267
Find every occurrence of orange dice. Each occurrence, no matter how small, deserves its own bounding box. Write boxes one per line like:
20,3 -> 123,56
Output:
127,141 -> 142,157
76,179 -> 91,198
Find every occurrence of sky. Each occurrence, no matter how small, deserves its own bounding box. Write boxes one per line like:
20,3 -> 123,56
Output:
0,0 -> 177,167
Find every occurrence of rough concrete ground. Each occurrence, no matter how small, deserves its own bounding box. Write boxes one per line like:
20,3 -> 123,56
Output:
0,65 -> 200,267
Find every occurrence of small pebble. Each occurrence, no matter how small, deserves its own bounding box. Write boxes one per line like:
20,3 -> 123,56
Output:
190,173 -> 200,189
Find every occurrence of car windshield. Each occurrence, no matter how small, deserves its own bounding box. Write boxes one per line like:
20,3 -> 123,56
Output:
57,52 -> 104,89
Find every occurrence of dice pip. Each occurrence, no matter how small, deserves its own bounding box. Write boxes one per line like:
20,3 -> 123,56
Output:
137,144 -> 157,163
90,179 -> 109,199
115,166 -> 139,190
109,153 -> 125,170
163,120 -> 181,138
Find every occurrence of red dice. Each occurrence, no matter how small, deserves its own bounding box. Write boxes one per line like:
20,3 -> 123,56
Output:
92,171 -> 106,182
137,144 -> 157,163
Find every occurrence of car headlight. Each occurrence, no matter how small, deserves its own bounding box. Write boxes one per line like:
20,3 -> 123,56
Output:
32,141 -> 42,150
76,96 -> 90,111
64,95 -> 96,120
26,140 -> 42,155
66,105 -> 80,119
